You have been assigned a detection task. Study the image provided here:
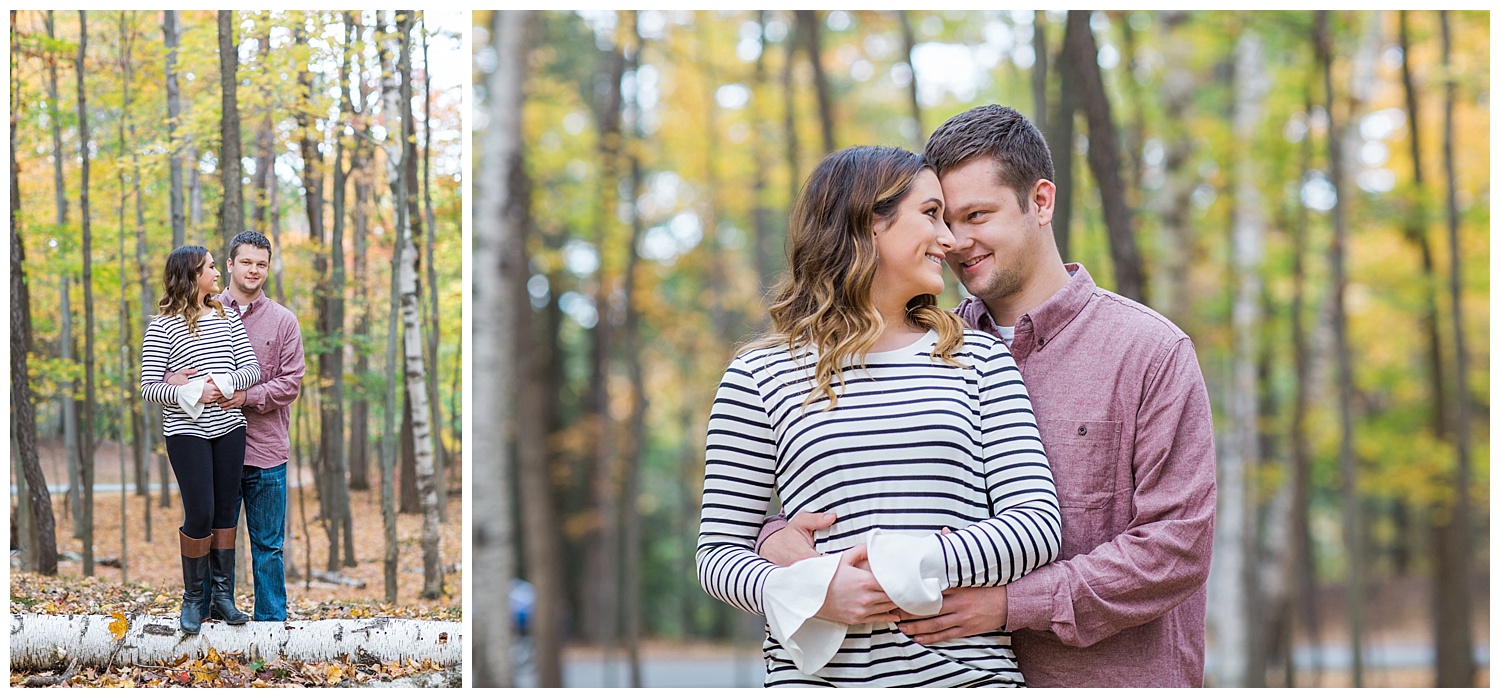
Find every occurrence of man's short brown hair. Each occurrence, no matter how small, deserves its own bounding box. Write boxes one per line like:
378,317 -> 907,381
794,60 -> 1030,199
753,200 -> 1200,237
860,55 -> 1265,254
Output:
923,104 -> 1055,212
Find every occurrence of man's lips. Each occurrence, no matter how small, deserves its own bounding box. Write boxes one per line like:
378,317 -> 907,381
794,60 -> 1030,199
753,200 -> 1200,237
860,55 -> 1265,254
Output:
958,253 -> 991,270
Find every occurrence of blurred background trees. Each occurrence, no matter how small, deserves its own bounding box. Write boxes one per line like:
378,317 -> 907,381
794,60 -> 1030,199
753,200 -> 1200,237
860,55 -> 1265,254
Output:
524,8 -> 1484,687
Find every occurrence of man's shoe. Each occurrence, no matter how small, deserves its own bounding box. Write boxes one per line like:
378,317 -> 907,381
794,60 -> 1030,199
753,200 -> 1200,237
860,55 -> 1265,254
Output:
179,530 -> 212,634
208,528 -> 250,625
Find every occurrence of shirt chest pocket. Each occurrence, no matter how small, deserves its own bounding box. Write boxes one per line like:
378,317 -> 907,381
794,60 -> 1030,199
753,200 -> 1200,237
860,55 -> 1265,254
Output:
1037,418 -> 1121,510
260,339 -> 279,380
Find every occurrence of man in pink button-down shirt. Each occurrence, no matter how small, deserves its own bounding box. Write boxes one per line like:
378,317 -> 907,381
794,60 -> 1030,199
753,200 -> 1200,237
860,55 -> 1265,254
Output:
759,105 -> 1216,687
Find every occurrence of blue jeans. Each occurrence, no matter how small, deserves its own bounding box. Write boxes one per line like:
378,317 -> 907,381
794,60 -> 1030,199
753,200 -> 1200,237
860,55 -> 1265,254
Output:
242,463 -> 288,621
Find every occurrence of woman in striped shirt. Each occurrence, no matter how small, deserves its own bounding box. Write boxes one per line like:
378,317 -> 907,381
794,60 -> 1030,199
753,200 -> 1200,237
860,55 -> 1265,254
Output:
140,245 -> 260,633
697,146 -> 1061,686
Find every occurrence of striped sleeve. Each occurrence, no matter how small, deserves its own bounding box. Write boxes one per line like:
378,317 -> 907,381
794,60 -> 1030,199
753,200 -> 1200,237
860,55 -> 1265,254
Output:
139,318 -> 179,406
696,352 -> 781,616
223,311 -> 261,391
936,335 -> 1061,588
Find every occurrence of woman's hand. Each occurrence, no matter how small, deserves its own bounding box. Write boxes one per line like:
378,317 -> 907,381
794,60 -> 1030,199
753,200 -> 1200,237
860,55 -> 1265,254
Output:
816,545 -> 899,625
164,367 -> 198,386
197,379 -> 223,404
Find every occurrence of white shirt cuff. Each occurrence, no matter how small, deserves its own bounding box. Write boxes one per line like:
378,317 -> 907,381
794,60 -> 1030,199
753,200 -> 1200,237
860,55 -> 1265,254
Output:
210,373 -> 235,400
177,379 -> 205,421
866,529 -> 947,617
762,554 -> 846,675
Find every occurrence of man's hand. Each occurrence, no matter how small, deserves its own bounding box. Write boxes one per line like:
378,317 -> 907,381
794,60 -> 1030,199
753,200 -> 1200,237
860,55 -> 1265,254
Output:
218,391 -> 246,410
198,379 -> 223,404
761,511 -> 835,567
816,545 -> 899,626
895,586 -> 1008,644
164,368 -> 198,386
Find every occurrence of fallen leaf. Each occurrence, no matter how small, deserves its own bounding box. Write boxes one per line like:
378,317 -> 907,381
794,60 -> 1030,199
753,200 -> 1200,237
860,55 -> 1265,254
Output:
108,612 -> 129,641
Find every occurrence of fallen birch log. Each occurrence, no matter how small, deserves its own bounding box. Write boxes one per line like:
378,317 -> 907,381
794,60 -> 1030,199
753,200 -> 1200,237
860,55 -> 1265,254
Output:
10,613 -> 461,671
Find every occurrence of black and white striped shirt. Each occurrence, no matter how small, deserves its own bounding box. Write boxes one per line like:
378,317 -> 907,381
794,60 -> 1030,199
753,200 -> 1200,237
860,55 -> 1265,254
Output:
697,329 -> 1061,687
140,309 -> 260,439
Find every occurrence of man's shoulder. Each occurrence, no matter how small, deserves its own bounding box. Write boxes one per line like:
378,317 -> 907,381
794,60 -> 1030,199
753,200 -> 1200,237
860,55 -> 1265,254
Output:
1086,287 -> 1190,348
256,297 -> 303,333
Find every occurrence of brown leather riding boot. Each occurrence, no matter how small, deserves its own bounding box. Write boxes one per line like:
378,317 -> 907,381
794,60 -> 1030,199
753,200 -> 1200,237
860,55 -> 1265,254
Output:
208,528 -> 250,625
179,530 -> 212,634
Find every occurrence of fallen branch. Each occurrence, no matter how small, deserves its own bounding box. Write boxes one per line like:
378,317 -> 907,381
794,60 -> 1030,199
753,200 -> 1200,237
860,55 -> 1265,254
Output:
310,570 -> 367,588
22,658 -> 79,686
10,613 -> 460,671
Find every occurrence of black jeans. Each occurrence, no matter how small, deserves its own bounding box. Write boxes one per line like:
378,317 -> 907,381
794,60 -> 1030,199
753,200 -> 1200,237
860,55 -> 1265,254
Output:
165,427 -> 246,538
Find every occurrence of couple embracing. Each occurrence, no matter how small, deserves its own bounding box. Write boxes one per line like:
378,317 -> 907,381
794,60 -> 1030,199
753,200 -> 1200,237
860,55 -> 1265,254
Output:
139,231 -> 305,634
697,105 -> 1216,687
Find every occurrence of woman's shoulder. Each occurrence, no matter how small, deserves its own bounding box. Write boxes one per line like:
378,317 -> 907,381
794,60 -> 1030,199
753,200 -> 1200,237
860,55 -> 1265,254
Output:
956,328 -> 1007,358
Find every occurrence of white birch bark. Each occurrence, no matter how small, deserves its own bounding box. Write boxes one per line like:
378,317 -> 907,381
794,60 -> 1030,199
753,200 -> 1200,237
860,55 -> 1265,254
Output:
472,8 -> 527,688
10,614 -> 461,671
1209,28 -> 1266,688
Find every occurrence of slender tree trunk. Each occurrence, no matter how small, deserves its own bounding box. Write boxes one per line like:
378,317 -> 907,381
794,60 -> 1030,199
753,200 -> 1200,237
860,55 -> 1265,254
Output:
750,11 -> 777,299
120,12 -> 149,505
326,13 -> 353,569
391,8 -> 444,601
163,10 -> 184,248
1031,11 -> 1048,135
1316,11 -> 1363,686
44,10 -> 82,536
379,10 -> 403,606
1151,12 -> 1196,325
1210,28 -> 1266,688
782,13 -> 801,205
252,18 -> 274,234
1285,81 -> 1322,688
797,10 -> 835,154
1065,10 -> 1144,300
474,7 -> 528,686
218,10 -> 243,255
76,9 -> 97,579
419,15 -> 448,523
12,9 -> 60,576
897,11 -> 922,144
347,16 -> 375,493
187,143 -> 204,244
1434,10 -> 1475,687
1049,16 -> 1076,261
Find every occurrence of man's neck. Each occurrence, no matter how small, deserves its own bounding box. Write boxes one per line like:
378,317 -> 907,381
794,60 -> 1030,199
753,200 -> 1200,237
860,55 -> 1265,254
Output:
981,261 -> 1072,327
227,285 -> 262,307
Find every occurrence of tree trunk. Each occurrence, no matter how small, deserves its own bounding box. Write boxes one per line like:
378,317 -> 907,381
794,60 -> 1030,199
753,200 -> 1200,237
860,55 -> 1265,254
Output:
782,15 -> 801,206
76,9 -> 97,579
419,15 -> 448,524
750,12 -> 777,298
10,10 -> 59,575
188,143 -> 204,244
163,10 -> 185,248
120,12 -> 150,506
1030,11 -> 1048,135
251,17 -> 274,234
43,10 -> 82,538
379,9 -> 403,607
1065,10 -> 1144,301
897,11 -> 922,145
797,10 -> 836,154
1316,11 -> 1364,687
1285,81 -> 1322,688
1434,10 -> 1475,687
347,16 -> 375,494
1151,12 -> 1196,326
217,10 -> 243,255
400,390 -> 419,513
473,7 -> 528,686
1210,29 -> 1267,688
1048,15 -> 1076,261
394,9 -> 444,601
9,614 -> 460,671
322,12 -> 352,571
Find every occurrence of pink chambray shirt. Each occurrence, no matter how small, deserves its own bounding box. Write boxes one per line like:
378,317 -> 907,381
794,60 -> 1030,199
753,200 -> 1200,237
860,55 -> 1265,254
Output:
955,263 -> 1216,687
217,290 -> 305,469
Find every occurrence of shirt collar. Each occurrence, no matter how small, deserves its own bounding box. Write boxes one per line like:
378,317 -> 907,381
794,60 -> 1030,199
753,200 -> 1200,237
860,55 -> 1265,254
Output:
217,289 -> 265,315
955,263 -> 1095,352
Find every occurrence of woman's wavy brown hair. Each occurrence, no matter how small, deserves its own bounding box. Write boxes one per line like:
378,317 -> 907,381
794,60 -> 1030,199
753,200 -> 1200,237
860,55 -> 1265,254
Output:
155,245 -> 225,336
743,145 -> 966,410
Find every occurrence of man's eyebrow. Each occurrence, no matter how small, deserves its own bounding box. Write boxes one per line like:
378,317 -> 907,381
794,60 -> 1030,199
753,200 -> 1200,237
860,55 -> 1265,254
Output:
946,199 -> 994,216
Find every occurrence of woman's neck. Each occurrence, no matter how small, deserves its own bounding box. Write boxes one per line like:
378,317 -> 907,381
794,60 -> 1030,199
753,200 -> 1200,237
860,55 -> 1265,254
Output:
870,305 -> 926,353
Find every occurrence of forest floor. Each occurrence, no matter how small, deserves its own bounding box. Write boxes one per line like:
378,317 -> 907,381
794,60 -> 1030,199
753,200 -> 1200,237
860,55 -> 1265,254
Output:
11,437 -> 464,687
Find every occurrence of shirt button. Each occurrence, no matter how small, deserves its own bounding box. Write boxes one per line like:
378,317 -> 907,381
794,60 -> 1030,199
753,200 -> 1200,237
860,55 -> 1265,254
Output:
1077,425 -> 1087,436
1038,336 -> 1046,347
